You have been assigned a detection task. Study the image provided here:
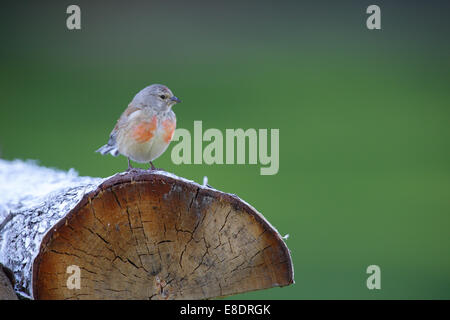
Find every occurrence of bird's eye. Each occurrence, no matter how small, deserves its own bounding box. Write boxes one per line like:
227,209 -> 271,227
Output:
159,95 -> 166,100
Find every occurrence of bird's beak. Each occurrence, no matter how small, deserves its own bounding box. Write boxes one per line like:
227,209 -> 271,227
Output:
170,96 -> 182,104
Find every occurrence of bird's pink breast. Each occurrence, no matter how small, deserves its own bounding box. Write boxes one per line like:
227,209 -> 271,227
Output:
162,119 -> 176,143
132,116 -> 157,143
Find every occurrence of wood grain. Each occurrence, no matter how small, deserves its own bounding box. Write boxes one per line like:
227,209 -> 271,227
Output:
33,171 -> 293,299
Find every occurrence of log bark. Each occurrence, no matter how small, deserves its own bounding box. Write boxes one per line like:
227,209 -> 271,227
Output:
0,264 -> 17,300
0,159 -> 293,299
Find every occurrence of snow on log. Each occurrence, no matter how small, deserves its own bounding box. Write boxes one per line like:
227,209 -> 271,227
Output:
0,159 -> 294,299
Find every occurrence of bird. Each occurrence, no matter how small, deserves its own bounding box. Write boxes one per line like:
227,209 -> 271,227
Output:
96,84 -> 181,171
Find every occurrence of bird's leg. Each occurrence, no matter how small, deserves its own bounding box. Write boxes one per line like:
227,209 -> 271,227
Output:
149,161 -> 156,171
127,158 -> 133,171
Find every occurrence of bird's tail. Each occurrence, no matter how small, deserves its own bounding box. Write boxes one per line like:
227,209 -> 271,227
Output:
96,144 -> 120,157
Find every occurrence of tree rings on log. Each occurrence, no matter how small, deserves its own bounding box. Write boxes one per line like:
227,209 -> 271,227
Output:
32,171 -> 294,299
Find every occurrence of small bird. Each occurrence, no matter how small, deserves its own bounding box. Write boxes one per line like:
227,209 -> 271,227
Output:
96,84 -> 181,170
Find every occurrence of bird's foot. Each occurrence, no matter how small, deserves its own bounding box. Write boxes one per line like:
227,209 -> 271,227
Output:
148,162 -> 163,171
126,158 -> 141,173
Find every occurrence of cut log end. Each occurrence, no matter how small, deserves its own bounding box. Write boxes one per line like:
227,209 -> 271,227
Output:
32,170 -> 294,300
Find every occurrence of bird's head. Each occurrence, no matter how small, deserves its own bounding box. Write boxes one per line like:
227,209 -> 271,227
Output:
132,84 -> 181,112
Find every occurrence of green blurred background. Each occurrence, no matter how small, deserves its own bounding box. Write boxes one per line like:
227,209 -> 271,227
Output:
1,0 -> 449,299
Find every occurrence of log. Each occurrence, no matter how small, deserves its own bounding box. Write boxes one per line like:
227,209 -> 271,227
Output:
0,159 -> 293,299
0,264 -> 17,300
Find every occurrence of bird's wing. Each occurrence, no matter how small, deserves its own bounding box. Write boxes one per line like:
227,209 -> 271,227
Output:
107,103 -> 143,146
115,103 -> 143,129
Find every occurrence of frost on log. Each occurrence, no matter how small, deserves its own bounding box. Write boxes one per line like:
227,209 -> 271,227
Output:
0,159 -> 294,300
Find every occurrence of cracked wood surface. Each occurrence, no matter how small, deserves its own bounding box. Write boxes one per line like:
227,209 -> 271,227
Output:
33,170 -> 293,299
